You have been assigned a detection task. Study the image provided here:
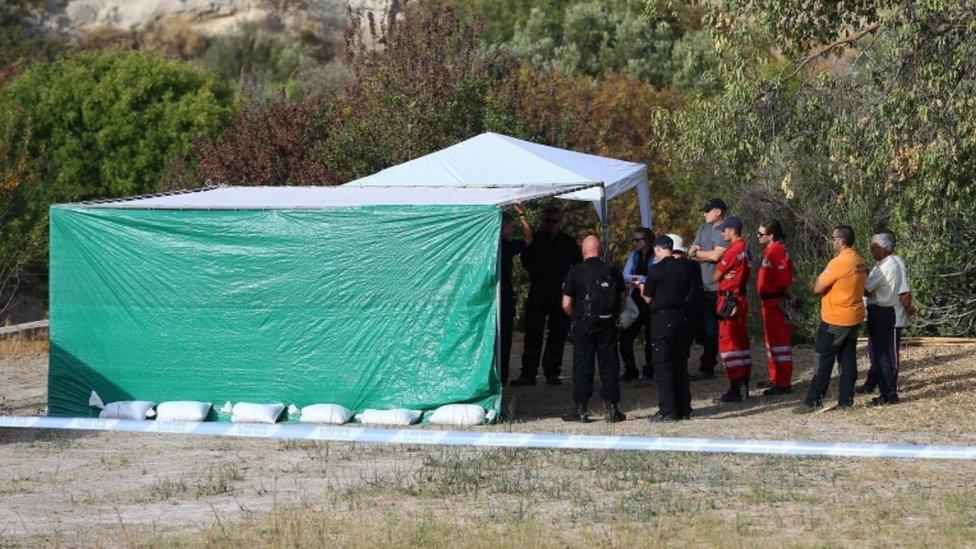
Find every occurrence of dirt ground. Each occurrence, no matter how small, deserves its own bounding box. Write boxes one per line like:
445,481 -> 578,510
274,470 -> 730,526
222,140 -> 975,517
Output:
2,337 -> 975,546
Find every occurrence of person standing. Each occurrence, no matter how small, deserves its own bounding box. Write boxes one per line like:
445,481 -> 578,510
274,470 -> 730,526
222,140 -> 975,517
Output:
511,207 -> 582,387
640,235 -> 693,421
711,216 -> 752,403
857,231 -> 914,397
686,198 -> 728,380
561,235 -> 627,423
666,234 -> 703,364
756,219 -> 795,395
803,225 -> 867,410
498,203 -> 533,385
619,227 -> 654,382
861,231 -> 904,405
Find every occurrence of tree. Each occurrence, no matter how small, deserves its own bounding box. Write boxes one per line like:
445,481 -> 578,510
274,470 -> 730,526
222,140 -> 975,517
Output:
0,49 -> 234,268
175,95 -> 338,188
656,0 -> 976,336
323,1 -> 498,181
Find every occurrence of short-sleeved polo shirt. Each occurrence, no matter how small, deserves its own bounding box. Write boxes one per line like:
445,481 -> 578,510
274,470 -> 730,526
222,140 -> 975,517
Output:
817,248 -> 868,326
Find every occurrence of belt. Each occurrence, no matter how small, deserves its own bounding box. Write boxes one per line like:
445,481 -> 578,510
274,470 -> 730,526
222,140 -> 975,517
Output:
867,304 -> 895,310
651,307 -> 684,315
760,292 -> 786,300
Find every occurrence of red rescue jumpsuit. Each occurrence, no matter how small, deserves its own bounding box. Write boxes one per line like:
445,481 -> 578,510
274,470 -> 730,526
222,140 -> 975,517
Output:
716,239 -> 751,382
758,241 -> 794,389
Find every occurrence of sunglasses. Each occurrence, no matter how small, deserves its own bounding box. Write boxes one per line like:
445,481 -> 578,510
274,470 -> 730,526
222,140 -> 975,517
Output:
633,237 -> 645,242
545,218 -> 562,224
757,232 -> 768,237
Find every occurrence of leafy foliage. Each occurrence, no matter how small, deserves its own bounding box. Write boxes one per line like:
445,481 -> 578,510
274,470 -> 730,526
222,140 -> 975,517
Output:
321,1 -> 495,181
0,49 -> 234,267
176,95 -> 337,187
199,22 -> 314,100
657,0 -> 976,336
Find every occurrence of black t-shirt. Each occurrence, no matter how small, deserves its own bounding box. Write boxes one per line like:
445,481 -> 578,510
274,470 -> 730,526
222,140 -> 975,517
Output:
522,231 -> 582,293
562,257 -> 625,319
500,238 -> 527,303
642,256 -> 693,311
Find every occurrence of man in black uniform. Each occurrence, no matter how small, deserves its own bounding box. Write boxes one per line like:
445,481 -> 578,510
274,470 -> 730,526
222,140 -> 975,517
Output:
561,235 -> 627,423
640,235 -> 694,421
510,206 -> 582,387
667,233 -> 703,363
499,203 -> 533,385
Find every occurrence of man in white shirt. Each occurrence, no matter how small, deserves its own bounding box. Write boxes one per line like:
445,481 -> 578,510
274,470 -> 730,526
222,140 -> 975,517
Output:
860,232 -> 904,405
857,232 -> 914,398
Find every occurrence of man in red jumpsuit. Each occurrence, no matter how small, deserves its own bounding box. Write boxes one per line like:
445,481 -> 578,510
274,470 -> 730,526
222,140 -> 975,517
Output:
712,216 -> 752,403
756,219 -> 795,395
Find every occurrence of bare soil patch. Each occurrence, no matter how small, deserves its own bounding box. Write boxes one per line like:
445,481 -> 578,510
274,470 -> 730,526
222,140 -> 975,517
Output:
1,338 -> 974,546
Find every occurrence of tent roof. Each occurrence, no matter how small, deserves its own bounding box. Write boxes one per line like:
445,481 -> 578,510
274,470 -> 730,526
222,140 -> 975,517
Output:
73,184 -> 595,210
344,132 -> 647,202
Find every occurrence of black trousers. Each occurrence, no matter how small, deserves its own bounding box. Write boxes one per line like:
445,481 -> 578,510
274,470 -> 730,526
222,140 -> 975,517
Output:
696,290 -> 719,373
619,292 -> 651,377
520,288 -> 569,381
571,320 -> 620,405
865,305 -> 899,401
650,311 -> 692,417
805,321 -> 860,407
500,298 -> 516,385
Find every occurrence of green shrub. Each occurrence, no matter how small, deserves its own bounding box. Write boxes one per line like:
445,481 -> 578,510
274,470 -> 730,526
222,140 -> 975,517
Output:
199,22 -> 312,100
0,49 -> 234,267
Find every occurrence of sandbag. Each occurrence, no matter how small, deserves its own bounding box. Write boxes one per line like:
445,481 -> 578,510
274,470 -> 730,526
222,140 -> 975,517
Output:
99,401 -> 155,420
229,402 -> 284,424
299,404 -> 353,425
357,408 -> 422,426
428,404 -> 486,426
155,401 -> 212,422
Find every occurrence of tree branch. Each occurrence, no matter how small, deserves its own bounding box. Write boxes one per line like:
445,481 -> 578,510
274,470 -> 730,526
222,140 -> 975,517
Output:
779,23 -> 881,84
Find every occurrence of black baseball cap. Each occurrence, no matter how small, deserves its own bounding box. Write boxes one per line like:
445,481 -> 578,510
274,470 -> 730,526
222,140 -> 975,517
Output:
699,198 -> 727,213
652,235 -> 674,250
717,215 -> 743,231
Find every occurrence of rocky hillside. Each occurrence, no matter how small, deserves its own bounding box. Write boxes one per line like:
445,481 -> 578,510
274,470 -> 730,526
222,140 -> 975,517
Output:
34,0 -> 384,38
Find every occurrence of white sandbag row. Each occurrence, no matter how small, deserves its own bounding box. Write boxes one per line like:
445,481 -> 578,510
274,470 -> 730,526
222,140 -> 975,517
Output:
87,392 -> 491,425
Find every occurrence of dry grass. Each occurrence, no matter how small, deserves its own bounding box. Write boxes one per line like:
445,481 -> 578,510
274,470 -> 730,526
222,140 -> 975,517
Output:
1,340 -> 975,547
0,330 -> 47,356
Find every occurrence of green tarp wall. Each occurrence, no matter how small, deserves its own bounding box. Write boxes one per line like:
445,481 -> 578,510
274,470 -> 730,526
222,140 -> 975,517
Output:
48,205 -> 502,419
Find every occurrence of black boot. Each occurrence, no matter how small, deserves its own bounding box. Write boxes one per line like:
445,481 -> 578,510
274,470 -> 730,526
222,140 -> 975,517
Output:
713,380 -> 743,403
562,402 -> 590,423
604,402 -> 626,423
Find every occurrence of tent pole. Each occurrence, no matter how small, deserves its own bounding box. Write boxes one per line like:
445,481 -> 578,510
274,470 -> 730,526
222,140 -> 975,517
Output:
599,183 -> 610,262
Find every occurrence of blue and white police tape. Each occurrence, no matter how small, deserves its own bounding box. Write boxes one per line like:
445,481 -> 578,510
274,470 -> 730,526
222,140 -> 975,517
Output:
1,415 -> 974,460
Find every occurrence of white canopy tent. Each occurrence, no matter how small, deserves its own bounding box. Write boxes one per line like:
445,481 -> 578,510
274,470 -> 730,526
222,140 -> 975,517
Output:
84,184 -> 599,209
343,132 -> 652,227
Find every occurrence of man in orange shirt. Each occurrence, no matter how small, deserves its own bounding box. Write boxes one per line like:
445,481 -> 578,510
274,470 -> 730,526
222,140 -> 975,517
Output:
712,216 -> 752,403
803,225 -> 867,410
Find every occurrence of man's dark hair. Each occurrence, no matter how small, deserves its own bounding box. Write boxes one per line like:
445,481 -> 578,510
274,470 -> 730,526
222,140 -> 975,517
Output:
543,206 -> 563,217
502,212 -> 514,225
834,225 -> 855,247
759,219 -> 785,240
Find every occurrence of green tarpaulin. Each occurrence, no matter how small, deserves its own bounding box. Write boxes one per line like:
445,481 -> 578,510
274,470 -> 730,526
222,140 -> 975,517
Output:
48,205 -> 502,419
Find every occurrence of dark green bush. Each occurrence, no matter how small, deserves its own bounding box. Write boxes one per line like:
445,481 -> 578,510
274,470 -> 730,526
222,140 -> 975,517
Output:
0,49 -> 235,268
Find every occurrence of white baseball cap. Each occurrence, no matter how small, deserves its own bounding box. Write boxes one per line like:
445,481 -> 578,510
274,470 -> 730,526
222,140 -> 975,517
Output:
666,233 -> 686,253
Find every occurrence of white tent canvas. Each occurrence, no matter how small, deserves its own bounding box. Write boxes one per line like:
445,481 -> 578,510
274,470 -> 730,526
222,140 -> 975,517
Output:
344,132 -> 652,227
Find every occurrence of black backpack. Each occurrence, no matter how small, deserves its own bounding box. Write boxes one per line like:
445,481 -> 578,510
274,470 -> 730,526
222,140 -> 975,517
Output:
582,263 -> 619,324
